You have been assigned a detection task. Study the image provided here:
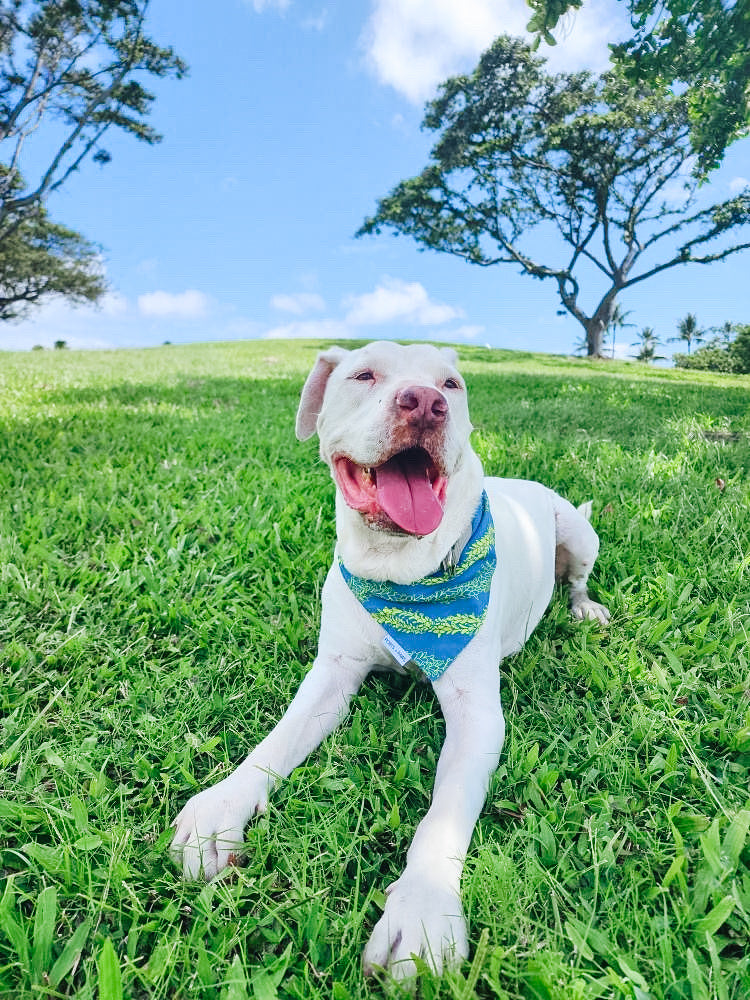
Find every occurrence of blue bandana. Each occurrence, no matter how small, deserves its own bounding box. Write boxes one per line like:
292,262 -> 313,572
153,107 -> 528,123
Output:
339,492 -> 496,681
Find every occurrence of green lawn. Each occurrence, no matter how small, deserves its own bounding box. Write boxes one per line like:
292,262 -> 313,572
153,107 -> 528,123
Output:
1,339 -> 749,999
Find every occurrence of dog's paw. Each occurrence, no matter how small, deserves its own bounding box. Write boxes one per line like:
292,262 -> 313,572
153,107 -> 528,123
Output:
363,875 -> 468,980
571,597 -> 611,625
170,777 -> 262,880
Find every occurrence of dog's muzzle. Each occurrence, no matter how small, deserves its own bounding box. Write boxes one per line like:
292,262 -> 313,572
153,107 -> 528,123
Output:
334,446 -> 448,536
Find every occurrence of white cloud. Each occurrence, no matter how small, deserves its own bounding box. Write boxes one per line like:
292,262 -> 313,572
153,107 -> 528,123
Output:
259,279 -> 468,341
101,292 -> 128,317
542,0 -> 630,74
0,296 -> 122,351
2,278 -> 471,352
262,319 -> 352,340
361,0 -> 520,104
344,277 -> 462,326
3,295 -> 269,351
361,0 -> 629,104
729,176 -> 749,194
270,291 -> 326,314
137,290 -> 209,319
660,180 -> 693,207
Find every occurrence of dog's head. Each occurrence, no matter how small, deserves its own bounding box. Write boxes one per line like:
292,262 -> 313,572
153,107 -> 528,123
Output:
296,341 -> 477,539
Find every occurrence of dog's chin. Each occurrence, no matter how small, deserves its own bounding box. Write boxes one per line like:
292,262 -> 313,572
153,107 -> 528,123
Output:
333,447 -> 448,538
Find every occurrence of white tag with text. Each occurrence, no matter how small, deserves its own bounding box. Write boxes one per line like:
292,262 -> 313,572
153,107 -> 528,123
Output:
382,633 -> 412,667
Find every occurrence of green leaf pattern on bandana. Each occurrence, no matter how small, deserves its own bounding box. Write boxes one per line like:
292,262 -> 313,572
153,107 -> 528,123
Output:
340,492 -> 496,681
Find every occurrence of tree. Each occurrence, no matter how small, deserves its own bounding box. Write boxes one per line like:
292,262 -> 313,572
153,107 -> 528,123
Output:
0,198 -> 105,320
729,325 -> 750,372
0,0 -> 186,310
712,321 -> 737,346
574,301 -> 633,356
669,312 -> 705,355
0,165 -> 105,319
526,0 -> 750,175
631,326 -> 664,363
606,302 -> 635,359
673,323 -> 750,373
357,37 -> 750,357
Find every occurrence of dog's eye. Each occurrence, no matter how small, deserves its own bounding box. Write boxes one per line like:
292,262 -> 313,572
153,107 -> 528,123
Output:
353,370 -> 375,382
444,377 -> 461,390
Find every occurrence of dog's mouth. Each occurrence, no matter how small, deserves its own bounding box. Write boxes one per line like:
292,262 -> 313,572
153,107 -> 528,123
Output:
333,447 -> 448,536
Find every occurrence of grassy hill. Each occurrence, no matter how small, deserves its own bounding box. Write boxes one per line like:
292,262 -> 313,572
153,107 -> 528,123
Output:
1,339 -> 749,999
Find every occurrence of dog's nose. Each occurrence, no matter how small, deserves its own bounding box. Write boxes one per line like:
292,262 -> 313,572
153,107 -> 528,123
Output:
396,386 -> 448,427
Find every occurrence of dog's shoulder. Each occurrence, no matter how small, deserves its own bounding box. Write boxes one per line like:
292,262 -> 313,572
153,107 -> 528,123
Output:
483,476 -> 557,516
483,476 -> 558,564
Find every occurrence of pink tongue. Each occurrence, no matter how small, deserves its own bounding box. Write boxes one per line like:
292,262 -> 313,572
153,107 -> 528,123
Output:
375,453 -> 444,535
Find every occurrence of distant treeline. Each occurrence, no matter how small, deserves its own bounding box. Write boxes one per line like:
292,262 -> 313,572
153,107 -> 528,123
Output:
673,323 -> 750,374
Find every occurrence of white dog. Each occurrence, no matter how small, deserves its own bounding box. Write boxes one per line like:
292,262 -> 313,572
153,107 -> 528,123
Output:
171,341 -> 609,978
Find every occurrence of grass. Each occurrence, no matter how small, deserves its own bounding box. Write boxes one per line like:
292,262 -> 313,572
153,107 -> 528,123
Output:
0,338 -> 749,1000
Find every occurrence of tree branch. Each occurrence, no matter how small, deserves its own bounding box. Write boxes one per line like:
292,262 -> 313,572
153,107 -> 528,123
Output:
623,240 -> 750,290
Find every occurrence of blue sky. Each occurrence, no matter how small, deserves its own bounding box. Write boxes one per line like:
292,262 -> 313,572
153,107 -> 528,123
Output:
5,0 -> 750,357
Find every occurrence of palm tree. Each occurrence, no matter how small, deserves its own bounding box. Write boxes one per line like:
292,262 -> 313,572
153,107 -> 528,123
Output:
711,321 -> 737,346
669,313 -> 705,355
606,303 -> 635,359
631,327 -> 665,363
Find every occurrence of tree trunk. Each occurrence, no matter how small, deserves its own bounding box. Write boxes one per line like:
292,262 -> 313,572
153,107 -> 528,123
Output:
584,292 -> 619,358
585,316 -> 607,357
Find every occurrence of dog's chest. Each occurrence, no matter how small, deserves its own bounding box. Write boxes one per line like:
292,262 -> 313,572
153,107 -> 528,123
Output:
340,492 -> 497,681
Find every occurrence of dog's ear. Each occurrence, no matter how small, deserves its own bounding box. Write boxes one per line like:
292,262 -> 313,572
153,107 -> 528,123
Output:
440,347 -> 459,367
296,347 -> 349,440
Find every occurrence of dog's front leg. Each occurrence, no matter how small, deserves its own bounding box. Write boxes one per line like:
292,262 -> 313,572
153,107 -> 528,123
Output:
171,653 -> 369,880
363,659 -> 505,979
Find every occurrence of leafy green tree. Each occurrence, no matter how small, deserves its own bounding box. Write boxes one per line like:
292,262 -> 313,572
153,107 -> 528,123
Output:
669,312 -> 705,355
728,325 -> 750,373
1,0 -> 186,231
357,37 -> 750,357
631,326 -> 664,363
526,0 -> 750,175
673,340 -> 730,371
0,184 -> 106,320
0,1 -> 185,321
673,323 -> 750,373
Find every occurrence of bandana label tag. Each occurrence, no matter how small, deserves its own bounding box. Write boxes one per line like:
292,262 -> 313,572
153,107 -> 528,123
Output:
382,633 -> 412,667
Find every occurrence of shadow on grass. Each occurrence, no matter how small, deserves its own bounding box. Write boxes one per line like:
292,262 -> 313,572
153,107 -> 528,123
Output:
30,373 -> 302,411
3,371 -> 747,513
5,368 -> 746,597
13,364 -> 750,434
